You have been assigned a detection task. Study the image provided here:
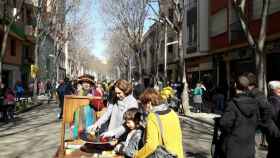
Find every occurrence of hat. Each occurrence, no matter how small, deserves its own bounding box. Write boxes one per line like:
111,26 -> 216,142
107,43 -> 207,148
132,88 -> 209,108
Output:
268,81 -> 280,90
78,74 -> 95,85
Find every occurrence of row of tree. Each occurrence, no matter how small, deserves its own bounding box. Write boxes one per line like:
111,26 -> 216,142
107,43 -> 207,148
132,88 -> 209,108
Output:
102,0 -> 271,115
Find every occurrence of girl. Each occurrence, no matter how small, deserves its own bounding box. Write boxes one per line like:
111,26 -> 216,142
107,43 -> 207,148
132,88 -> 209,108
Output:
114,108 -> 143,158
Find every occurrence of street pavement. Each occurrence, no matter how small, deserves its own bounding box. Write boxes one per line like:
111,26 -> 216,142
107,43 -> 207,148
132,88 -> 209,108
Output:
0,102 -> 268,158
0,101 -> 61,158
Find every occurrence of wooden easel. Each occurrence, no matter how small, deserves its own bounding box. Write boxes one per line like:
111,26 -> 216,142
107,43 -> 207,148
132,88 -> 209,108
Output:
59,95 -> 102,158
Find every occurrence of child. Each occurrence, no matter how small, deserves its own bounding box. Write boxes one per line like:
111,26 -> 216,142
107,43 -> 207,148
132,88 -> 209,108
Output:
4,88 -> 16,120
114,108 -> 144,158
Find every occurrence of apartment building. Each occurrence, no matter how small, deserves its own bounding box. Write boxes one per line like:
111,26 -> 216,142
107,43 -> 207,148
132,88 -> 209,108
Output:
183,0 -> 210,88
209,0 -> 280,91
0,0 -> 36,88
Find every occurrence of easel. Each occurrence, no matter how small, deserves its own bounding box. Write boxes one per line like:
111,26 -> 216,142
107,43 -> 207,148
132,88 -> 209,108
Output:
59,95 -> 102,158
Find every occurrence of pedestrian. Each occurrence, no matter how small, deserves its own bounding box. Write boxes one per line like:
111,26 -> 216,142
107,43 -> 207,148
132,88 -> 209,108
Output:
192,82 -> 204,113
15,81 -> 24,101
212,87 -> 225,113
113,108 -> 144,158
87,79 -> 138,138
245,72 -> 272,148
134,88 -> 184,158
266,81 -> 280,158
133,79 -> 145,100
46,80 -> 52,98
3,88 -> 16,120
219,76 -> 258,158
56,80 -> 65,119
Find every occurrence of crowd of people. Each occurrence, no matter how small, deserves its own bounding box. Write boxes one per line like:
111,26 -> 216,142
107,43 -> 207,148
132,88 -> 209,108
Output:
54,75 -> 184,158
54,72 -> 280,158
1,71 -> 280,158
214,73 -> 280,158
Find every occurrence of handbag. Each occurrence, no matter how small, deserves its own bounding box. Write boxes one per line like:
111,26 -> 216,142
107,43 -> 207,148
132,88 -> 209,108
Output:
147,113 -> 177,158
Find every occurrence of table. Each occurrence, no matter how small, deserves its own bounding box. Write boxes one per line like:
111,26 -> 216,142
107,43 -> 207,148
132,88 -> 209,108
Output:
54,139 -> 123,158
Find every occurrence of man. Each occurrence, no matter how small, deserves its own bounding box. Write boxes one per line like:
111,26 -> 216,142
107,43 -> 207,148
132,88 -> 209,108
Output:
56,80 -> 65,119
245,73 -> 272,147
219,76 -> 259,158
266,81 -> 280,158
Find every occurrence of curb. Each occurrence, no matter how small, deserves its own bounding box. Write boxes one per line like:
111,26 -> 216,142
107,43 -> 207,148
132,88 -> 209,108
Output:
15,99 -> 56,114
16,101 -> 43,114
179,113 -> 220,127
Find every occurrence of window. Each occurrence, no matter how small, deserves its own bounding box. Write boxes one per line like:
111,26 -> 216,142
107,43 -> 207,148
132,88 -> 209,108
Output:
10,39 -> 16,56
210,8 -> 227,37
168,45 -> 173,54
253,0 -> 280,19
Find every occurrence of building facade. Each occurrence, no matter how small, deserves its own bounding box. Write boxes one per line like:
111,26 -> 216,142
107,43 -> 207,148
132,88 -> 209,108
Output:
0,0 -> 36,89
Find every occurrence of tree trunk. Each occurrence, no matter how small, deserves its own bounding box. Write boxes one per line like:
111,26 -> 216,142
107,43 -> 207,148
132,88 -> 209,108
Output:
33,0 -> 44,100
255,48 -> 267,94
0,25 -> 10,80
136,52 -> 142,80
178,30 -> 190,115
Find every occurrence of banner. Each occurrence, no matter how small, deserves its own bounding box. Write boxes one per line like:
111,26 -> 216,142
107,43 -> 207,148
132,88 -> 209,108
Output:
31,64 -> 39,78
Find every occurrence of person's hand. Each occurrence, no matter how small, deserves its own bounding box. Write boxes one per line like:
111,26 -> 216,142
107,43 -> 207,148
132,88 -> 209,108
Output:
114,144 -> 122,153
100,131 -> 114,138
110,139 -> 118,146
87,124 -> 98,133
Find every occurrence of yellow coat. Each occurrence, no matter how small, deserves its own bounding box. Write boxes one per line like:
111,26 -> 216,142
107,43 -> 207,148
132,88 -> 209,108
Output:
134,109 -> 184,158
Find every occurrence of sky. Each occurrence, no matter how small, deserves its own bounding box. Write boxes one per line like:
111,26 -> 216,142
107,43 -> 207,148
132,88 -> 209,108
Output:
89,1 -> 159,61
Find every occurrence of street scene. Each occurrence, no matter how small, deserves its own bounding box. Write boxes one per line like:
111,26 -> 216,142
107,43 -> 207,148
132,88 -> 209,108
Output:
0,0 -> 280,158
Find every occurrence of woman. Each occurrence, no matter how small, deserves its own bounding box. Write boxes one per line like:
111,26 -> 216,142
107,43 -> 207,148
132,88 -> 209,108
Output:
88,79 -> 138,138
266,81 -> 280,158
192,82 -> 203,113
219,76 -> 258,158
134,88 -> 184,158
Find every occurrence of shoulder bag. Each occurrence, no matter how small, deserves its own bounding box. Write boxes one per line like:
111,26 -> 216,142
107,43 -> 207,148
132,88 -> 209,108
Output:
147,113 -> 177,158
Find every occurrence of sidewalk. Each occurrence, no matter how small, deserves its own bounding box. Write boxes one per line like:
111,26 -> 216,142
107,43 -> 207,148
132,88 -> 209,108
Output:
179,110 -> 221,127
16,95 -> 55,114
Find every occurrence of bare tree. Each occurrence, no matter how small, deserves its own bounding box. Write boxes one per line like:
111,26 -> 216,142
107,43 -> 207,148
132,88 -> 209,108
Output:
233,0 -> 270,93
0,0 -> 25,80
106,30 -> 132,80
32,0 -> 81,98
101,0 -> 147,79
148,0 -> 190,115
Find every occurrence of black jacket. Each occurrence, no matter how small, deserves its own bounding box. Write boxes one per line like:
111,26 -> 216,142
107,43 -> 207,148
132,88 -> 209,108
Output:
219,93 -> 258,158
250,88 -> 272,126
267,95 -> 280,158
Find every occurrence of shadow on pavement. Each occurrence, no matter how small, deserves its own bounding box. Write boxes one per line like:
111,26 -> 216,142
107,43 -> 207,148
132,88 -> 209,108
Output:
186,151 -> 208,158
0,119 -> 58,138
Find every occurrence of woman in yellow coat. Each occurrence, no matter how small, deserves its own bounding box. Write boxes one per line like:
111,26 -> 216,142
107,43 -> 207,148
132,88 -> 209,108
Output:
134,88 -> 184,158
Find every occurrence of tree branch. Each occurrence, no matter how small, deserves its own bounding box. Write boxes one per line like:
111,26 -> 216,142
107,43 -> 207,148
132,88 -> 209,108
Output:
258,0 -> 270,51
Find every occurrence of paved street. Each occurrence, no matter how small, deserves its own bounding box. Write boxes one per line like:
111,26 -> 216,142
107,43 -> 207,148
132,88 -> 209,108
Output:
0,102 -> 61,158
0,103 -> 268,158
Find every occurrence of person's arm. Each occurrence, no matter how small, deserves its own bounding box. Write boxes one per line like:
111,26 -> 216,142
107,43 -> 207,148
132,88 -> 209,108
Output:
120,131 -> 143,157
134,115 -> 160,158
102,125 -> 126,138
265,97 -> 280,138
219,102 -> 236,134
256,93 -> 272,124
94,103 -> 114,128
